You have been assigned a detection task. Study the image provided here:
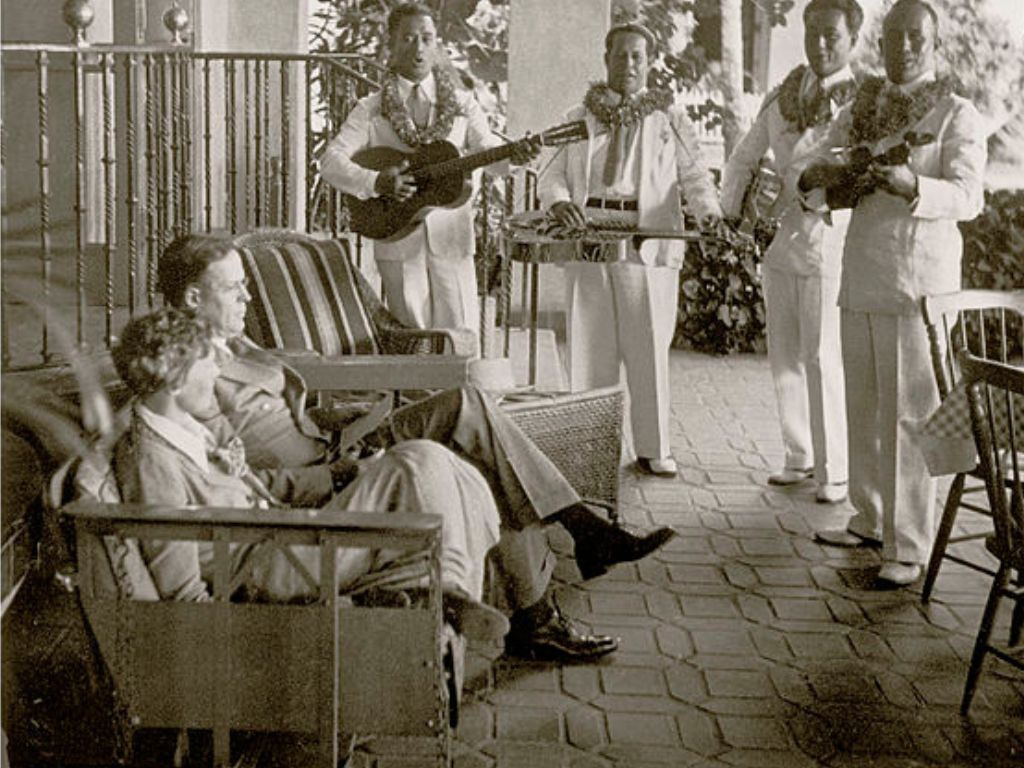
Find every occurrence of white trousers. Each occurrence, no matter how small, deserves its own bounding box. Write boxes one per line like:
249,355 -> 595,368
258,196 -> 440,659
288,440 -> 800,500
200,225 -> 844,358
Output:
841,310 -> 939,565
377,249 -> 479,341
251,440 -> 500,602
763,268 -> 847,484
564,261 -> 678,460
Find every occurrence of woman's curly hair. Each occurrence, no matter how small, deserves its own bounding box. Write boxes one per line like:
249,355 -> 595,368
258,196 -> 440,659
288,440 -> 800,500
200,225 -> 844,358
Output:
113,307 -> 212,398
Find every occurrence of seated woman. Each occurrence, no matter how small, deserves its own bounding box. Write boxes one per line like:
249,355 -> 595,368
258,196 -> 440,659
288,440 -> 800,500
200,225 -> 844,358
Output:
110,306 -> 507,642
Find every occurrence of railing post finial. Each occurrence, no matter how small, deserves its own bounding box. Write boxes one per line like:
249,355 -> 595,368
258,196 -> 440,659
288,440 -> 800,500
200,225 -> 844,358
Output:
163,3 -> 191,45
62,0 -> 95,45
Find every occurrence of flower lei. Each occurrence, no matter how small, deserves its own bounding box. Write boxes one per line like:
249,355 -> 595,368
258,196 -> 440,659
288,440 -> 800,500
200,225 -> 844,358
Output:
208,435 -> 248,477
380,66 -> 462,147
849,75 -> 956,146
776,64 -> 857,132
583,82 -> 674,130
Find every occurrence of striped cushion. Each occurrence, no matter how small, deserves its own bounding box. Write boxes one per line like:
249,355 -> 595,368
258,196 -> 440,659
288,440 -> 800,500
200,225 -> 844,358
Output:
239,238 -> 381,356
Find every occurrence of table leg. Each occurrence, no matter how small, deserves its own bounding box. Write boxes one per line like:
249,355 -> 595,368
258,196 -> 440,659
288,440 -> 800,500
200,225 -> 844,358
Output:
529,262 -> 539,387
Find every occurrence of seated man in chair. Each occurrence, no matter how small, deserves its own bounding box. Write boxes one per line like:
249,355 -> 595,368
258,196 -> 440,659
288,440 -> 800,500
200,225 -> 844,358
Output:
110,306 -> 507,642
159,233 -> 676,661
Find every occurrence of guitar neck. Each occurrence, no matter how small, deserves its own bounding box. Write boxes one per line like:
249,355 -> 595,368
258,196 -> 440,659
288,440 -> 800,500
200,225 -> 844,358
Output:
416,143 -> 516,181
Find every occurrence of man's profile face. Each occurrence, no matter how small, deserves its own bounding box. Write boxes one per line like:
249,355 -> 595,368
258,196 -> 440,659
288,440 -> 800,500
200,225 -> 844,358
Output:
605,32 -> 649,97
804,8 -> 856,79
189,251 -> 250,340
390,13 -> 437,82
881,2 -> 937,85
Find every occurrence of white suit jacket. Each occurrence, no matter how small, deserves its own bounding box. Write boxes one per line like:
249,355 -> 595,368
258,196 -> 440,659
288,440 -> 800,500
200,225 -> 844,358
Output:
797,81 -> 986,315
721,67 -> 854,277
539,101 -> 721,268
319,78 -> 502,262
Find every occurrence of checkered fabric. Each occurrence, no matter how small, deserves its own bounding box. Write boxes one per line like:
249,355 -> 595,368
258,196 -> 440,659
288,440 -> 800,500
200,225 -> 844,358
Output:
922,382 -> 1023,441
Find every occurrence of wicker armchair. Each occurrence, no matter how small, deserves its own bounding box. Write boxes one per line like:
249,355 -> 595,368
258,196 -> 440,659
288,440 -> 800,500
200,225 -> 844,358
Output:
232,229 -> 477,358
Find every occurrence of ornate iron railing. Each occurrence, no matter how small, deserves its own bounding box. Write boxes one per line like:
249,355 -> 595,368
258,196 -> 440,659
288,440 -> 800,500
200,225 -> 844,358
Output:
2,25 -> 382,370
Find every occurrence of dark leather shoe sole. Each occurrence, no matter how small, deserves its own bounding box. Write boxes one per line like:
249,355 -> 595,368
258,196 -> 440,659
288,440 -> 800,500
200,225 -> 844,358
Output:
505,631 -> 619,662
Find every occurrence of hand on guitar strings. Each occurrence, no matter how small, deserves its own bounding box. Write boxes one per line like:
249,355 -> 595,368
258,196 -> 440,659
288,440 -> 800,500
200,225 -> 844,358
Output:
698,214 -> 756,251
374,159 -> 418,201
866,162 -> 919,202
549,200 -> 588,229
510,133 -> 543,166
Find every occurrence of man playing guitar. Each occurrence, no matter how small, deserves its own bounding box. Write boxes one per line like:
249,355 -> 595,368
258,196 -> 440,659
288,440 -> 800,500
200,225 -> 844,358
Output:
319,1 -> 539,345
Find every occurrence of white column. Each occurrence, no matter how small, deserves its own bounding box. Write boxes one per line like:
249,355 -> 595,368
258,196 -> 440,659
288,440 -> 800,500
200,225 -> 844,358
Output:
507,0 -> 610,340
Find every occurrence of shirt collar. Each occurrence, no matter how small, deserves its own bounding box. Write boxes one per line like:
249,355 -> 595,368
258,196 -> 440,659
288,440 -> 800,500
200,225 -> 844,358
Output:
891,70 -> 936,95
211,337 -> 234,364
803,65 -> 855,97
817,65 -> 855,92
396,72 -> 436,102
136,404 -> 215,473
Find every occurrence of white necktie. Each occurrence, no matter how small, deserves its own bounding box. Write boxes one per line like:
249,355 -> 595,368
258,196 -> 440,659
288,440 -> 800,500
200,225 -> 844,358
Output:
408,84 -> 431,130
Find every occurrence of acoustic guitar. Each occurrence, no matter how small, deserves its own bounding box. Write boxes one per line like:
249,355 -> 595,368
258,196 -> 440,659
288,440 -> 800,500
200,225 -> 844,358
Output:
344,120 -> 588,241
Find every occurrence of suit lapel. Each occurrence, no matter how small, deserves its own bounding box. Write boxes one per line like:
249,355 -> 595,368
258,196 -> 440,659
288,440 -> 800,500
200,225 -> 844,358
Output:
577,113 -> 600,202
637,111 -> 656,220
220,337 -> 284,391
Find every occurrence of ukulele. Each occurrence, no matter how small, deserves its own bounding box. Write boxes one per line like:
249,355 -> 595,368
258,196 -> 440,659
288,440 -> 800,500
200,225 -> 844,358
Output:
825,130 -> 935,209
344,120 -> 588,241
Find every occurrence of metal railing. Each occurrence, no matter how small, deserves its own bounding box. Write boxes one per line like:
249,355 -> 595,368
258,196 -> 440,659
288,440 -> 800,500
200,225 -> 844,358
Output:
1,35 -> 382,370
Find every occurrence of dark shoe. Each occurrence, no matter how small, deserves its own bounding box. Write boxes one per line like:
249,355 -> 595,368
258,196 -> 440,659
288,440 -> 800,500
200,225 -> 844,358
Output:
505,608 -> 619,662
555,503 -> 677,580
636,456 -> 678,477
814,528 -> 881,548
575,524 -> 677,580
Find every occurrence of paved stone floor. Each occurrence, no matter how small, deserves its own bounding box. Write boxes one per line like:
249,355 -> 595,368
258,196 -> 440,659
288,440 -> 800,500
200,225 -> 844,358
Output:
451,350 -> 1024,768
3,349 -> 1022,767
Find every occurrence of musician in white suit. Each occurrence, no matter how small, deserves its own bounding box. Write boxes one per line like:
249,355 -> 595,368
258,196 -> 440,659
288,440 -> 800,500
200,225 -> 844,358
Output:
721,0 -> 863,504
540,22 -> 721,477
320,2 -> 536,342
798,0 -> 986,587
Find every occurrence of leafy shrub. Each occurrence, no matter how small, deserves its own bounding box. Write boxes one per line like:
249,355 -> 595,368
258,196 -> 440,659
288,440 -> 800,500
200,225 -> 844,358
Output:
960,189 -> 1024,359
961,189 -> 1024,293
675,232 -> 767,355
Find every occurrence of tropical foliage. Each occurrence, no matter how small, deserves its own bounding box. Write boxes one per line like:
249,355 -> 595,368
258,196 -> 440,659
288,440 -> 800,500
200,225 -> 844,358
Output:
854,0 -> 1024,132
676,227 -> 767,355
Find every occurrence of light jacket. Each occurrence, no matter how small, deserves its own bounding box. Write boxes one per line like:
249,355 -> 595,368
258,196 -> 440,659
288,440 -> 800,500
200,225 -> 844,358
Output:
112,409 -> 333,601
210,336 -> 327,468
319,75 -> 503,262
539,100 -> 721,269
721,66 -> 855,277
796,79 -> 986,315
